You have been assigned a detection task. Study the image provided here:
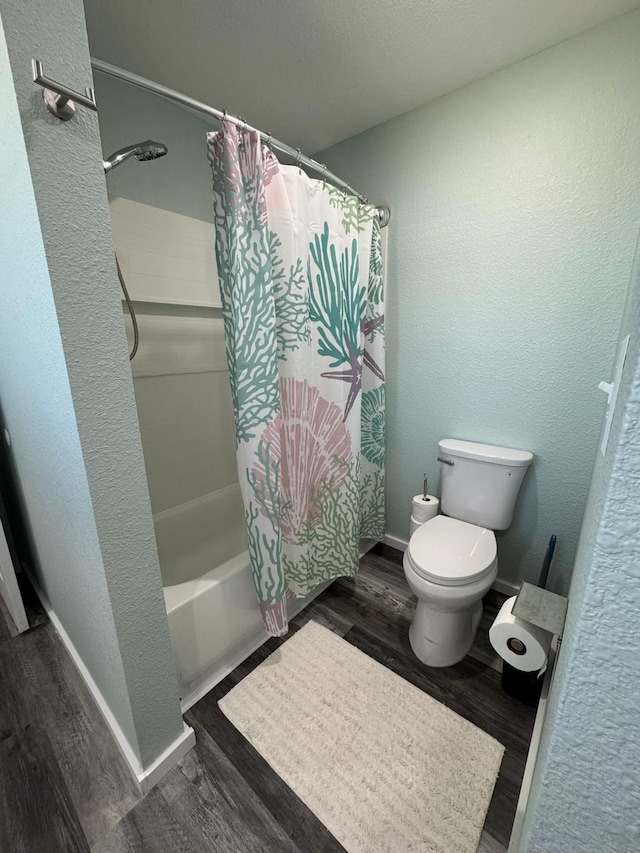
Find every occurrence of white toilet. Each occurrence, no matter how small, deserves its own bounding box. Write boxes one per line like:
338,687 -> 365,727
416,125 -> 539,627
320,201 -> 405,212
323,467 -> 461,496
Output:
404,438 -> 533,668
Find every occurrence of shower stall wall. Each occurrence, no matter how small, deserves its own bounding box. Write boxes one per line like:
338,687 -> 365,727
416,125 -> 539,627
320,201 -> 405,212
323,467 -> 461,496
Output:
113,198 -> 337,708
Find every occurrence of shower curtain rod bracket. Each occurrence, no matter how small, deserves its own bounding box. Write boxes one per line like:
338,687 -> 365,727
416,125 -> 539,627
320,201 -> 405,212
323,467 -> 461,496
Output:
33,59 -> 97,120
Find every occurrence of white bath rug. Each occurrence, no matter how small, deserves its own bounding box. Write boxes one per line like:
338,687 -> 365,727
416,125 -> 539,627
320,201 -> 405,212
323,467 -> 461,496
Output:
219,621 -> 504,853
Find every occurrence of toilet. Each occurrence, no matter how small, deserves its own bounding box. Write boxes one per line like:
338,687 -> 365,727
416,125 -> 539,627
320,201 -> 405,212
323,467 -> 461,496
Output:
404,438 -> 533,668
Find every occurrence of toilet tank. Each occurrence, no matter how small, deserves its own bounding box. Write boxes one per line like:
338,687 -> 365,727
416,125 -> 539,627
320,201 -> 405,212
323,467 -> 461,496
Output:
438,439 -> 533,530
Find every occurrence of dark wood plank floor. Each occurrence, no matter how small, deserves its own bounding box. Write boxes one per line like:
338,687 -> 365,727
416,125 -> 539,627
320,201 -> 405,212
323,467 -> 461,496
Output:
0,546 -> 535,852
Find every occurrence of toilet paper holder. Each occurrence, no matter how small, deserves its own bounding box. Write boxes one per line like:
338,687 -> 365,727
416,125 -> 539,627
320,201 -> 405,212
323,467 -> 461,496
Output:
512,582 -> 568,639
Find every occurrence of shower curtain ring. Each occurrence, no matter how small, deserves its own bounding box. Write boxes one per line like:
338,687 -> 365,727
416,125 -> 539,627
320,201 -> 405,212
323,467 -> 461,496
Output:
320,163 -> 327,181
295,148 -> 302,170
221,109 -> 227,123
265,131 -> 272,150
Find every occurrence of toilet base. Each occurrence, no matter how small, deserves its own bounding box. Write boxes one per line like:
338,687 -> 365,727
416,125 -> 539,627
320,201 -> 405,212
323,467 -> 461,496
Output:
409,599 -> 483,668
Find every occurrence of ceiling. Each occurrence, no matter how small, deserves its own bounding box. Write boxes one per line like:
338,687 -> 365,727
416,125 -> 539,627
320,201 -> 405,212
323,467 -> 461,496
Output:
83,0 -> 640,153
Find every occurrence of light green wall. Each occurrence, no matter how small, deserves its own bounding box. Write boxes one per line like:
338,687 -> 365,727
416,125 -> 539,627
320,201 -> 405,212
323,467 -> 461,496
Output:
0,0 -> 185,767
0,12 -> 137,752
318,11 -> 640,592
95,71 -> 214,223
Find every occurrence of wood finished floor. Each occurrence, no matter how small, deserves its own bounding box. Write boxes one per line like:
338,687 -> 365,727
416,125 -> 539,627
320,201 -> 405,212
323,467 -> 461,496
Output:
0,545 -> 535,852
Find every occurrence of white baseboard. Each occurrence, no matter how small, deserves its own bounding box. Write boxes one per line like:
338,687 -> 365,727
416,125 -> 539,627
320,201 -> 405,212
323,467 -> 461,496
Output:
382,533 -> 409,552
26,571 -> 194,793
382,533 -> 520,597
139,724 -> 195,793
492,577 -> 520,597
508,640 -> 558,852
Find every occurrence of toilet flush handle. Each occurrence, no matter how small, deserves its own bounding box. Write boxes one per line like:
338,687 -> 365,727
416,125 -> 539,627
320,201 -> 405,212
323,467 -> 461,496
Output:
437,456 -> 454,466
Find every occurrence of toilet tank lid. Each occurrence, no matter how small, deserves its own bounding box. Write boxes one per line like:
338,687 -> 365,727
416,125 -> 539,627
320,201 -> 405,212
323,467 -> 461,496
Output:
439,439 -> 533,467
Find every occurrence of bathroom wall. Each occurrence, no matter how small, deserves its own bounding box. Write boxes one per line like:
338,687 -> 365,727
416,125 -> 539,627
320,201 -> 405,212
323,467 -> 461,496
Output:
318,10 -> 640,593
521,230 -> 640,851
96,71 -> 214,223
93,13 -> 640,595
94,75 -> 234,522
106,193 -> 238,533
0,0 -> 188,772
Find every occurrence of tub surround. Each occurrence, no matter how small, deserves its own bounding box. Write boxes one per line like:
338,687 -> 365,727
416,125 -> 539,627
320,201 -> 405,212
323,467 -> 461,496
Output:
110,197 -> 220,309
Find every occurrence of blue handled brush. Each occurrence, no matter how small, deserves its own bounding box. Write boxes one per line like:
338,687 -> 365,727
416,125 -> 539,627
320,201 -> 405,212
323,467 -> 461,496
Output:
538,535 -> 557,590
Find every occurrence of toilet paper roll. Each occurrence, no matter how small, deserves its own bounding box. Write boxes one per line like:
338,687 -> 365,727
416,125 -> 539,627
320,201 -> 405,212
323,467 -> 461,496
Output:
410,495 -> 439,536
411,494 -> 439,523
489,596 -> 552,673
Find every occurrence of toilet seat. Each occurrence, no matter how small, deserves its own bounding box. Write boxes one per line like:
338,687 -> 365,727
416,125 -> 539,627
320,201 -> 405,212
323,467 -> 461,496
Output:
407,515 -> 497,587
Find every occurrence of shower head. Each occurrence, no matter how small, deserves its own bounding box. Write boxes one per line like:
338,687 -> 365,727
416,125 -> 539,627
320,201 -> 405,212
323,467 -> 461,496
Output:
103,140 -> 167,174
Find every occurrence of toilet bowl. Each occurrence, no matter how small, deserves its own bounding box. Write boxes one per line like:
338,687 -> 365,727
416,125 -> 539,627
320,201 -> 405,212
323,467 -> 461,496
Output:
403,514 -> 498,667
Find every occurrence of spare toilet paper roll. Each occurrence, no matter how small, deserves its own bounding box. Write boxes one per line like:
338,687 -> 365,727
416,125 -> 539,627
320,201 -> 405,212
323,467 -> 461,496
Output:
489,596 -> 552,672
412,494 -> 439,523
410,495 -> 439,536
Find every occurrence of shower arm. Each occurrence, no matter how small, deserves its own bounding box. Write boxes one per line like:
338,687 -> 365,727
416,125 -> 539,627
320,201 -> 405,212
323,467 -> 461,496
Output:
90,58 -> 390,228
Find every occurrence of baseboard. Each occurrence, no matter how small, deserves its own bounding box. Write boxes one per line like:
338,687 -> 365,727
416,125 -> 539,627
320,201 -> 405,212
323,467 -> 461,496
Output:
25,570 -> 194,793
492,577 -> 520,597
382,533 -> 409,552
139,724 -> 196,794
382,533 -> 520,597
507,640 -> 558,852
359,537 -> 378,558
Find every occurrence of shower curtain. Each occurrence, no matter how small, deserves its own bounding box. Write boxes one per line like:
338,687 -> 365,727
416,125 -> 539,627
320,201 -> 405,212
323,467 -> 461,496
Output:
208,124 -> 385,635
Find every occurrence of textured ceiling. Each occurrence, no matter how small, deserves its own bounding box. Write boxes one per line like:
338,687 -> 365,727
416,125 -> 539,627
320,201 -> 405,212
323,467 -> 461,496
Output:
83,0 -> 640,153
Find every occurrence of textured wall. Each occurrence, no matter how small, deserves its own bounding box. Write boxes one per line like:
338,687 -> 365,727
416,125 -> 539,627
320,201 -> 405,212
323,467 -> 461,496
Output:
95,72 -> 214,223
318,11 -> 640,592
521,232 -> 640,851
0,15 -> 138,755
0,0 -> 184,766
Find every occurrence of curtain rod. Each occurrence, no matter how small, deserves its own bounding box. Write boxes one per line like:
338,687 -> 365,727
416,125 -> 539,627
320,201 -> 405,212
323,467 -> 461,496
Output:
90,58 -> 390,228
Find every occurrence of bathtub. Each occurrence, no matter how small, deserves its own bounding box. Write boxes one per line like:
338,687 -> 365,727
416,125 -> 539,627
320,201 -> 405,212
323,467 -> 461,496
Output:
155,483 -> 334,709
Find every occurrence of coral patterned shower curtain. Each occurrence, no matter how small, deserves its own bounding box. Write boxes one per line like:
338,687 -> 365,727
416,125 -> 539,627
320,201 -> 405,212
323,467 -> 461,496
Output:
208,124 -> 385,636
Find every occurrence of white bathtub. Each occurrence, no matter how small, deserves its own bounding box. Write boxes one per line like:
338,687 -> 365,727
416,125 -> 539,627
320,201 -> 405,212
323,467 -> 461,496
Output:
156,484 -> 332,709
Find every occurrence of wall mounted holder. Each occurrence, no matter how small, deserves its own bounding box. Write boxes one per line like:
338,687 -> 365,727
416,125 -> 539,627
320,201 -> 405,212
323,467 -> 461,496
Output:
32,59 -> 97,121
513,581 -> 568,639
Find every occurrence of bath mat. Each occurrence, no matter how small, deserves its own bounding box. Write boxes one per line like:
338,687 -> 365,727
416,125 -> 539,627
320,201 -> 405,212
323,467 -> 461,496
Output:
219,621 -> 504,853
